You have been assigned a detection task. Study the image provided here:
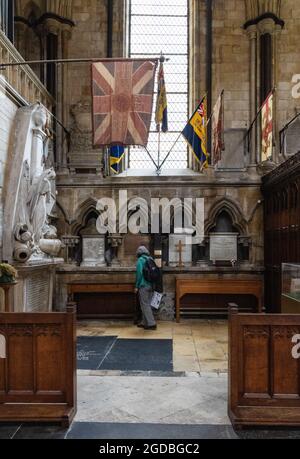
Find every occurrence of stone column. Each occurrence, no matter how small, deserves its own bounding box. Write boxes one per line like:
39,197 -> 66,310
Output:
256,17 -> 283,164
273,24 -> 283,164
246,25 -> 258,165
43,18 -> 73,173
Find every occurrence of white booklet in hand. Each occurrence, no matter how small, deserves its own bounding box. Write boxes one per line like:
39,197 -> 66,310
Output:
151,291 -> 163,310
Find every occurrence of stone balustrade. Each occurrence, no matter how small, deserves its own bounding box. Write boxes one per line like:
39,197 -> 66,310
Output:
0,30 -> 54,110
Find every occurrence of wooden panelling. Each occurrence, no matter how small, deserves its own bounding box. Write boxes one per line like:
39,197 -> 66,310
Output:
0,305 -> 76,426
68,283 -> 136,319
229,306 -> 300,428
262,152 -> 300,312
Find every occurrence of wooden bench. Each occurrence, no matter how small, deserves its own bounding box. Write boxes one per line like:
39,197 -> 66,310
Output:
176,277 -> 264,322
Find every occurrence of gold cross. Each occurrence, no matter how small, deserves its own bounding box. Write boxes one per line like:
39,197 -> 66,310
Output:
175,240 -> 186,268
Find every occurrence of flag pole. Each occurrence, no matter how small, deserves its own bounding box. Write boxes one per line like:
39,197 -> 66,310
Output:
157,124 -> 161,172
158,94 -> 207,172
157,132 -> 182,171
156,51 -> 166,175
144,147 -> 159,170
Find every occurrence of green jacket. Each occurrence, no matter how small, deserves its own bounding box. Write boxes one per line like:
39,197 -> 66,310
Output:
136,255 -> 152,289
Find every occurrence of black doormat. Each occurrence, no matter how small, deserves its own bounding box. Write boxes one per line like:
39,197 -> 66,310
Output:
99,339 -> 173,372
77,336 -> 117,370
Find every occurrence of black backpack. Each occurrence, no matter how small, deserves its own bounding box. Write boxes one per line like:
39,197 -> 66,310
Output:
143,257 -> 161,284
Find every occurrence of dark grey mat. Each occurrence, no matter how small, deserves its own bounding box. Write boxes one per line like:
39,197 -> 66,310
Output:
12,424 -> 68,440
67,422 -> 237,439
99,339 -> 173,372
77,336 -> 117,370
0,424 -> 21,439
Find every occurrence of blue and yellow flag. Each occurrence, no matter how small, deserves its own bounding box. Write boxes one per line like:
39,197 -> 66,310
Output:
155,61 -> 168,132
110,145 -> 125,174
182,97 -> 208,168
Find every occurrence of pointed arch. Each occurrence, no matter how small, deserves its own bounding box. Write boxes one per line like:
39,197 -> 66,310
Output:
71,197 -> 99,235
206,198 -> 248,235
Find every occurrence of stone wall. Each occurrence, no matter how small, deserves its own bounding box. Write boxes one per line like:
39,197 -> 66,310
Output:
0,90 -> 18,260
0,84 -> 13,312
277,0 -> 300,130
213,0 -> 250,131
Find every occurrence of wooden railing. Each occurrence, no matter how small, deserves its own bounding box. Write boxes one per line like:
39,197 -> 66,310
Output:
0,303 -> 77,427
229,305 -> 300,428
0,30 -> 54,110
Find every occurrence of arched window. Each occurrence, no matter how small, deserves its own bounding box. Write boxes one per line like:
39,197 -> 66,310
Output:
128,0 -> 189,171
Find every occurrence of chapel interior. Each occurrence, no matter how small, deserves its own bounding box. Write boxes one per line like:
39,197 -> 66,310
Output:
0,0 -> 300,439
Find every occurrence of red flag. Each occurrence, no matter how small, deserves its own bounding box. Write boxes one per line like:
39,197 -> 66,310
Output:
92,59 -> 157,147
261,91 -> 274,162
212,91 -> 225,165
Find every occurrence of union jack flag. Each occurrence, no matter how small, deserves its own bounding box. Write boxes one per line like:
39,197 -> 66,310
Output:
92,59 -> 157,147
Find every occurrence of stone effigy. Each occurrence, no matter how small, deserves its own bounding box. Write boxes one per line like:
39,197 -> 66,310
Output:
4,103 -> 62,263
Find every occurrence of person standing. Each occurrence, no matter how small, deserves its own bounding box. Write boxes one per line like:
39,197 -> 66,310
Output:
135,246 -> 157,330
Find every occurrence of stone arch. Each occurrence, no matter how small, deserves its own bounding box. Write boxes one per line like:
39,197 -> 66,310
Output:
206,198 -> 248,235
71,198 -> 98,235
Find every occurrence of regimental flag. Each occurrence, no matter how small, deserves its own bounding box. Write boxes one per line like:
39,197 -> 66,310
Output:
92,59 -> 157,147
155,61 -> 168,132
182,96 -> 209,168
110,145 -> 125,175
212,91 -> 225,166
261,90 -> 274,162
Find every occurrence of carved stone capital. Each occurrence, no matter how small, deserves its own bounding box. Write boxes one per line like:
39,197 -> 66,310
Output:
245,24 -> 258,40
257,17 -> 277,35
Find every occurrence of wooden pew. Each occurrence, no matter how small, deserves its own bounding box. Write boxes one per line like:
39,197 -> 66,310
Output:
229,305 -> 300,428
0,304 -> 77,427
176,278 -> 264,322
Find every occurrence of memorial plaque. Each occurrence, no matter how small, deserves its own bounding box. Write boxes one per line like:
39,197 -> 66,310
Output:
81,235 -> 106,267
210,233 -> 238,262
26,274 -> 50,312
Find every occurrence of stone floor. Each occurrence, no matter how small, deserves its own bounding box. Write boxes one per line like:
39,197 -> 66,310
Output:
77,319 -> 228,374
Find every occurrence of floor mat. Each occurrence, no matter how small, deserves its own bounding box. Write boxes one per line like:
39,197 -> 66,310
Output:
66,422 -> 237,439
99,339 -> 173,372
77,336 -> 117,370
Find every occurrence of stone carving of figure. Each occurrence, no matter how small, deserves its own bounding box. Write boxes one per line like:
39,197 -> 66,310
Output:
27,168 -> 56,246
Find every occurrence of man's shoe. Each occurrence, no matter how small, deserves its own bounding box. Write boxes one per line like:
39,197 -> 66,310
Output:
137,323 -> 145,328
144,325 -> 157,331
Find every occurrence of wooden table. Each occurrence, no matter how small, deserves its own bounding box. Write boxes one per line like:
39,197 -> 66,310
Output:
176,278 -> 264,322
